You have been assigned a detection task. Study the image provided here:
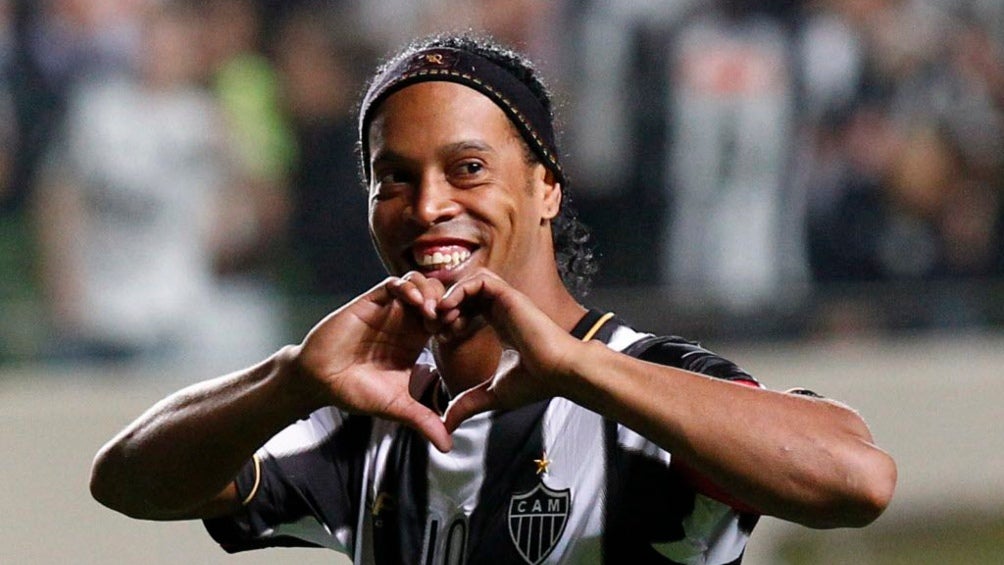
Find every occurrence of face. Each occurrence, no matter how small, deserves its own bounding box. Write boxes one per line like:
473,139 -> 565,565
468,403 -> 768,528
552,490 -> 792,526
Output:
367,81 -> 561,289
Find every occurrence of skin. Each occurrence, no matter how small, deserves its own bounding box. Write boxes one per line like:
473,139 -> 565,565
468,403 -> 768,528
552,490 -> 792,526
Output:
90,81 -> 896,530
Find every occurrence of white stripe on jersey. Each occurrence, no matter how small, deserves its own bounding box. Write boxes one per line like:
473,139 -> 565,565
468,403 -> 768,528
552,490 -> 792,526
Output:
606,325 -> 653,352
427,411 -> 493,511
423,409 -> 493,561
260,406 -> 344,458
538,397 -> 607,563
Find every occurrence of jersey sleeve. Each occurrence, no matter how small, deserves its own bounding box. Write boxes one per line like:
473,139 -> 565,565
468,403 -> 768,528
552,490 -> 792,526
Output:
623,334 -> 759,386
203,408 -> 372,555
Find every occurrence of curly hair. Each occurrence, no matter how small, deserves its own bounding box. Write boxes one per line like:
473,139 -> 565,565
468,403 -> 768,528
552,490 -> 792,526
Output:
358,33 -> 598,297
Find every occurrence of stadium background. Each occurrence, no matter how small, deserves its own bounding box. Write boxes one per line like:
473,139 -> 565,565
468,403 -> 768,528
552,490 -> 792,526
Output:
2,0 -> 1003,563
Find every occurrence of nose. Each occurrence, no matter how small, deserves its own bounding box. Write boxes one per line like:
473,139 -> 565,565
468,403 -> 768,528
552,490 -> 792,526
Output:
407,173 -> 461,227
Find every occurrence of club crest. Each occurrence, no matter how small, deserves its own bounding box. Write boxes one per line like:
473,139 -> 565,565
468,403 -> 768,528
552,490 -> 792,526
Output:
507,482 -> 571,565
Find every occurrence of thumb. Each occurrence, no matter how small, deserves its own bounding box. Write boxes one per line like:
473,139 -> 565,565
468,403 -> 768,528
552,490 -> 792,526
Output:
443,383 -> 499,434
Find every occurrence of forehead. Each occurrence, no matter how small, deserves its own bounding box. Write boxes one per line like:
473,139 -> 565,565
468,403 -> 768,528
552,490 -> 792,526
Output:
367,82 -> 519,151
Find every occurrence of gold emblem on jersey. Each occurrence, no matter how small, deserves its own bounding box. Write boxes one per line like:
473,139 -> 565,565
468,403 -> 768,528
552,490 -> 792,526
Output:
372,492 -> 394,516
533,451 -> 551,476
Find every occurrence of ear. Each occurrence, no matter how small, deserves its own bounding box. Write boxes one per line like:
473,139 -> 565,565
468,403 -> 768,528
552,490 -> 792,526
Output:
538,166 -> 562,222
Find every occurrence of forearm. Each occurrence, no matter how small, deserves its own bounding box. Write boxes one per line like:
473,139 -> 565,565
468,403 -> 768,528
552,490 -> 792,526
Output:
90,346 -> 312,520
562,341 -> 896,528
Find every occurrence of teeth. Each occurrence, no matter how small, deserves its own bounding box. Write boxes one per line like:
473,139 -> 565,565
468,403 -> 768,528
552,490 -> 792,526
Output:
417,248 -> 471,270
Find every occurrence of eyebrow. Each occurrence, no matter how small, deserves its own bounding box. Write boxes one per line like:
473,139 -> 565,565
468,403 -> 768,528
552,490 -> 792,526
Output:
370,140 -> 497,170
438,140 -> 495,157
370,148 -> 414,169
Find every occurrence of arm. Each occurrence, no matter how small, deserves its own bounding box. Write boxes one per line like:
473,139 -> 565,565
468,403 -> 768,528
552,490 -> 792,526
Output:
90,275 -> 453,520
439,271 -> 896,529
562,344 -> 896,528
89,348 -> 309,520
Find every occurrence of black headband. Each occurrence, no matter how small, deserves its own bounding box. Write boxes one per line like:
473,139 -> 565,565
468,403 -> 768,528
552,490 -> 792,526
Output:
359,47 -> 565,185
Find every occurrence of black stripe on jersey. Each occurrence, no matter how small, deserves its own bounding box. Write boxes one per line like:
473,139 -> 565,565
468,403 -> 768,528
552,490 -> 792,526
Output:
372,424 -> 431,565
622,335 -> 756,383
467,400 -> 549,563
602,419 -> 699,564
373,376 -> 445,565
204,414 -> 372,553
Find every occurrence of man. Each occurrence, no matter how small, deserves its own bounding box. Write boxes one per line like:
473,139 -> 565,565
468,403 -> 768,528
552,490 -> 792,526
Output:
91,34 -> 896,564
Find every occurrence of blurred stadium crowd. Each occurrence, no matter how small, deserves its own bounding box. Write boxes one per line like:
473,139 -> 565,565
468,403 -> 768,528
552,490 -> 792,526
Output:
0,0 -> 1003,366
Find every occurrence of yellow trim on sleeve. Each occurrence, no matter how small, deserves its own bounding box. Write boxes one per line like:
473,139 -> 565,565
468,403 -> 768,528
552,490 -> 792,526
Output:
580,312 -> 615,342
240,454 -> 262,506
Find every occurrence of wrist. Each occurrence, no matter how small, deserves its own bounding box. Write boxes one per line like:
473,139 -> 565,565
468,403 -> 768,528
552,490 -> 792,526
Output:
271,344 -> 328,419
552,339 -> 607,403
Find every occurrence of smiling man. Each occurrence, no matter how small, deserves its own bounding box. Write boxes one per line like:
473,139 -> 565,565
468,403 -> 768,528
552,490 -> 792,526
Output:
90,34 -> 896,564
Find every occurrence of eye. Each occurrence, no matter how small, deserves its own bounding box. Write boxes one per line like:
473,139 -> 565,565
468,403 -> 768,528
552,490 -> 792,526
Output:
451,160 -> 486,182
376,169 -> 409,186
371,168 -> 414,200
459,162 -> 483,175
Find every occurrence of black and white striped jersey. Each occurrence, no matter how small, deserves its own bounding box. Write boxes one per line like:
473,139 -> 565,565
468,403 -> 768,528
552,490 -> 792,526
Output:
205,310 -> 760,564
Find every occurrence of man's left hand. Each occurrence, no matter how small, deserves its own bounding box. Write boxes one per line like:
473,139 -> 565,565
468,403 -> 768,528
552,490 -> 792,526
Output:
435,269 -> 583,432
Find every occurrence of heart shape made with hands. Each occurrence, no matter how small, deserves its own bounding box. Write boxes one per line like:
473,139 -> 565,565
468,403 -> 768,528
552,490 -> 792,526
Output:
302,270 -> 577,453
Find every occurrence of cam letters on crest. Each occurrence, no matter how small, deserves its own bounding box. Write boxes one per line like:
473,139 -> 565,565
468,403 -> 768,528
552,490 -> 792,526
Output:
507,482 -> 571,565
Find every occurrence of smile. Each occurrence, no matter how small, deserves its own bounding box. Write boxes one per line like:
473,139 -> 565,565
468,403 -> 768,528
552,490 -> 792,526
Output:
415,248 -> 472,271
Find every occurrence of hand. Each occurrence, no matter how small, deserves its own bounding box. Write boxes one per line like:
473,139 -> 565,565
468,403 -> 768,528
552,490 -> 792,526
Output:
290,272 -> 452,452
437,270 -> 583,433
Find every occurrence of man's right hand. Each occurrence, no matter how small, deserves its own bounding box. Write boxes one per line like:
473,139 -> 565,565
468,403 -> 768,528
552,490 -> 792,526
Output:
287,272 -> 453,452
91,272 -> 453,521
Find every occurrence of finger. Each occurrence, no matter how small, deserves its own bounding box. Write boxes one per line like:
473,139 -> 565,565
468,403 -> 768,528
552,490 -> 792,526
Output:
401,272 -> 446,319
438,276 -> 483,312
443,383 -> 499,434
436,313 -> 486,344
436,275 -> 491,329
439,270 -> 513,317
411,406 -> 454,453
385,275 -> 426,309
387,395 -> 453,453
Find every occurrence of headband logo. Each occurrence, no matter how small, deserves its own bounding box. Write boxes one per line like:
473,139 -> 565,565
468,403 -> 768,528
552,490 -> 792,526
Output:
408,50 -> 456,73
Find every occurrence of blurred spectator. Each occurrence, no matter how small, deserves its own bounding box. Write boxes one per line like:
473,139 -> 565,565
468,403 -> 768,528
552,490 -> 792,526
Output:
538,2 -> 694,288
201,0 -> 295,197
33,0 -> 281,367
4,0 -> 148,359
565,0 -> 694,198
12,0 -> 145,208
197,0 -> 294,363
658,1 -> 809,312
272,3 -> 385,296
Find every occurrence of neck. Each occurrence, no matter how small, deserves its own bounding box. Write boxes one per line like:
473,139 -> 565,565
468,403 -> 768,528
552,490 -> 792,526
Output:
434,276 -> 586,397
